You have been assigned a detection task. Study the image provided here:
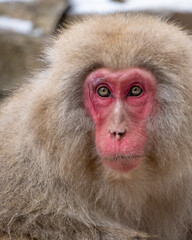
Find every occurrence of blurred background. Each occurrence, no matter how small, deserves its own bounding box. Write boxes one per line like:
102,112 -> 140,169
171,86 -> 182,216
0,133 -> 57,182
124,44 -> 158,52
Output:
1,0 -> 192,97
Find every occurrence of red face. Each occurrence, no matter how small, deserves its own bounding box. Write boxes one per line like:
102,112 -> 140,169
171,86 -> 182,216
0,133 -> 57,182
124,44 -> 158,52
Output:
84,68 -> 156,173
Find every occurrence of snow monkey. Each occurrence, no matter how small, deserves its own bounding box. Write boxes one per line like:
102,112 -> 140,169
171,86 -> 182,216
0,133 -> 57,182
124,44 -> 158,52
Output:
1,13 -> 192,240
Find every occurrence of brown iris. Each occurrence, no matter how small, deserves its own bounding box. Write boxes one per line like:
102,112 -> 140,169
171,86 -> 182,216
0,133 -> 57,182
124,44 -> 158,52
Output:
97,86 -> 111,97
128,85 -> 143,96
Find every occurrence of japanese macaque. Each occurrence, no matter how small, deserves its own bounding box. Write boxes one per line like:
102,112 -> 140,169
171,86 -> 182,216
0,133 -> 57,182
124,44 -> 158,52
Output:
1,13 -> 192,240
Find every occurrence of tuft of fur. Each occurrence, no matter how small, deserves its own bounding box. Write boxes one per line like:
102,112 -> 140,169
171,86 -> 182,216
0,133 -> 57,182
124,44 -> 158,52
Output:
1,13 -> 192,240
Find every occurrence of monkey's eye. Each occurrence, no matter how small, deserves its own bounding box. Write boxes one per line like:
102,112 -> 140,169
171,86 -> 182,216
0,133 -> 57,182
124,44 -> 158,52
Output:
128,85 -> 143,96
97,86 -> 111,97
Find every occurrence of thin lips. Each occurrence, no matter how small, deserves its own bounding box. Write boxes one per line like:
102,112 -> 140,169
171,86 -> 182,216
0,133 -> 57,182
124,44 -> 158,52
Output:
104,155 -> 144,162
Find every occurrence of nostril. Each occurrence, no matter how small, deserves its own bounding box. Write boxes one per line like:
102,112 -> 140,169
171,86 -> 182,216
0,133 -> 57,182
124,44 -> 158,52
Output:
117,132 -> 125,137
112,132 -> 117,137
110,130 -> 126,139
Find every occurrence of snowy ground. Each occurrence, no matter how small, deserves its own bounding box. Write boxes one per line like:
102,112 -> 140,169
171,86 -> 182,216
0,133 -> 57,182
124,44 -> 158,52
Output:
69,0 -> 192,15
0,0 -> 33,3
0,0 -> 192,34
0,16 -> 33,34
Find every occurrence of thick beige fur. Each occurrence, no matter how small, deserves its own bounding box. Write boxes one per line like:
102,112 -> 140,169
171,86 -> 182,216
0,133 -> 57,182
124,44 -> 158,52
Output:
1,13 -> 192,240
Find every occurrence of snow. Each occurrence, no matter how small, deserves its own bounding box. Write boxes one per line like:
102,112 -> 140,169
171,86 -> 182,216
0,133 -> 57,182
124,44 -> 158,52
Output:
69,0 -> 192,15
0,16 -> 33,34
0,0 -> 33,3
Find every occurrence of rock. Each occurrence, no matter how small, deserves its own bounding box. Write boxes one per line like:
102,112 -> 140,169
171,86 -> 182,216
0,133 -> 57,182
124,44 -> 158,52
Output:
0,0 -> 68,91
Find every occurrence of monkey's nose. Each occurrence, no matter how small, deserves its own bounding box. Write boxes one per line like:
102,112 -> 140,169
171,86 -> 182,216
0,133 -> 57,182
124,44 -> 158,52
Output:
110,129 -> 126,140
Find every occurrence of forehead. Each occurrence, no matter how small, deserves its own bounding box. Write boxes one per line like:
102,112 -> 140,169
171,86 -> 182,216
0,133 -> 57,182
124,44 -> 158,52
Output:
72,15 -> 189,70
53,14 -> 192,86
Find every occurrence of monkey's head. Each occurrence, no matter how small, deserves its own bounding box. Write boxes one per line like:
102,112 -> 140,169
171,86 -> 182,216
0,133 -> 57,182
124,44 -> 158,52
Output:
37,14 -> 192,186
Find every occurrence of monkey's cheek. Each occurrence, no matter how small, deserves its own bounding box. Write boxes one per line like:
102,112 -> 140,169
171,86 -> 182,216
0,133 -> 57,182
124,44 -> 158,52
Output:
101,157 -> 143,173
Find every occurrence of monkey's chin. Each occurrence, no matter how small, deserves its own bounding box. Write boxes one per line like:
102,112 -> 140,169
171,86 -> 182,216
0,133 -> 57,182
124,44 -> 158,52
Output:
101,155 -> 143,173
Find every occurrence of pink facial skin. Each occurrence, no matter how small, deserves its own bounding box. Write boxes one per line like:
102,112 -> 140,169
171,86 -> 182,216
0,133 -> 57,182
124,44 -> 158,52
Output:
84,68 -> 156,173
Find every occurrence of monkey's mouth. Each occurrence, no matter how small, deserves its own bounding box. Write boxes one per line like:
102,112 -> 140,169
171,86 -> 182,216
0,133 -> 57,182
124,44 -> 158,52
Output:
101,155 -> 143,173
